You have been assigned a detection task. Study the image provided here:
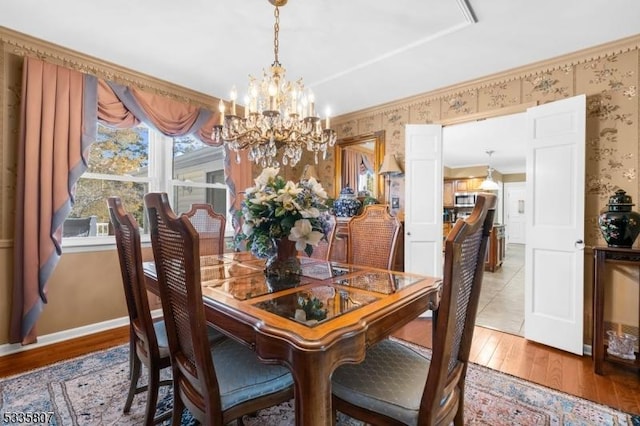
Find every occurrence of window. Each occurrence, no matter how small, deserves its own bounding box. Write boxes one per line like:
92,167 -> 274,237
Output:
64,123 -> 229,244
170,135 -> 228,219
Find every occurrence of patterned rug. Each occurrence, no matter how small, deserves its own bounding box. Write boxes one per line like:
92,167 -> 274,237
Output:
1,341 -> 639,425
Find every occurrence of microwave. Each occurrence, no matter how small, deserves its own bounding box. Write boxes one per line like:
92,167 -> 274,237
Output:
454,192 -> 477,207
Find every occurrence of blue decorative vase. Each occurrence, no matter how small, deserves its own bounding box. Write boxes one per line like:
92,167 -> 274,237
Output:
598,189 -> 640,248
333,187 -> 363,217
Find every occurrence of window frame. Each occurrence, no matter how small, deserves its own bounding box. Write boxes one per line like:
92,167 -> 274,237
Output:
62,124 -> 232,252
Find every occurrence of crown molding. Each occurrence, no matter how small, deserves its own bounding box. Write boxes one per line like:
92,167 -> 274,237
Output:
0,26 -> 218,109
334,33 -> 640,123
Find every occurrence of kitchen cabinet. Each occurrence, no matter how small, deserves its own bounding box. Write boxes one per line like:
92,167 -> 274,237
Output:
485,224 -> 505,272
443,222 -> 453,237
466,177 -> 484,192
443,181 -> 454,207
448,178 -> 484,194
454,179 -> 469,192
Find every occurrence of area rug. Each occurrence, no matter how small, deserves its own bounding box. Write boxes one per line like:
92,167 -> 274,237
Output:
1,341 -> 639,426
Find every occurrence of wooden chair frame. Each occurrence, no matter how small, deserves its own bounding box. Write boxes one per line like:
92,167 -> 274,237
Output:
108,196 -> 171,425
333,193 -> 497,425
145,192 -> 293,425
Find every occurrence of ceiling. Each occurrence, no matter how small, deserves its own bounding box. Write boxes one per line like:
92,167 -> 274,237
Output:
2,0 -> 639,172
443,112 -> 526,174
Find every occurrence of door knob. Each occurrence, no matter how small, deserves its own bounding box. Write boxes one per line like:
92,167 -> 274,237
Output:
575,239 -> 585,249
407,231 -> 411,236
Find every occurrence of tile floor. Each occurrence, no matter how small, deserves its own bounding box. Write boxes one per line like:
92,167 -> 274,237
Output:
476,243 -> 525,336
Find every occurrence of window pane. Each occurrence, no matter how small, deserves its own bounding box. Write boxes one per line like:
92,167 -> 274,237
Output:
172,185 -> 227,217
173,136 -> 227,216
173,136 -> 225,181
68,178 -> 149,236
207,171 -> 227,216
88,123 -> 149,176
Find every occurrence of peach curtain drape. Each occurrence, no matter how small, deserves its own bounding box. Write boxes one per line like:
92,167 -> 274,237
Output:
11,59 -> 251,344
98,80 -> 218,141
342,150 -> 359,191
97,80 -> 251,232
11,57 -> 97,344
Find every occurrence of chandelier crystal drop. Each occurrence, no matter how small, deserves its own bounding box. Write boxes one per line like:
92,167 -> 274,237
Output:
212,0 -> 336,168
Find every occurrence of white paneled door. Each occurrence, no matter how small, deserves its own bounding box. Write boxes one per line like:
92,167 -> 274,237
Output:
524,94 -> 586,355
404,124 -> 443,279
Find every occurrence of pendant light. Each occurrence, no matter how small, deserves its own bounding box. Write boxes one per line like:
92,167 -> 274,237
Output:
479,150 -> 500,191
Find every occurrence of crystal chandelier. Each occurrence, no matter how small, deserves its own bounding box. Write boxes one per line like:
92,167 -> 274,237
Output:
212,0 -> 336,168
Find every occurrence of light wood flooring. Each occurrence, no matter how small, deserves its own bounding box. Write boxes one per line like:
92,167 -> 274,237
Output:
476,243 -> 525,336
395,320 -> 640,416
1,320 -> 639,416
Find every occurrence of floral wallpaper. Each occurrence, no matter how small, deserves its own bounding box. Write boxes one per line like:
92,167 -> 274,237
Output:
330,40 -> 640,249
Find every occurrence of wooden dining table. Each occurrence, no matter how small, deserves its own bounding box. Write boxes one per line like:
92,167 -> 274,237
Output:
143,252 -> 442,426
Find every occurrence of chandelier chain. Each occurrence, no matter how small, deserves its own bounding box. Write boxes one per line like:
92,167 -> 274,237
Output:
273,6 -> 280,66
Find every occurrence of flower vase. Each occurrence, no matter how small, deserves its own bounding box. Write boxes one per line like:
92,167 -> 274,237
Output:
264,238 -> 301,291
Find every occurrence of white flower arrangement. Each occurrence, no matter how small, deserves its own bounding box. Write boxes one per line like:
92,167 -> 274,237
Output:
236,167 -> 331,259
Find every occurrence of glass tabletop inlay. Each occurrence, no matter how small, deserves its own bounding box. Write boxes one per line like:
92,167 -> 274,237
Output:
222,252 -> 264,262
200,261 -> 264,286
253,285 -> 380,327
204,273 -> 312,300
333,271 -> 424,294
200,255 -> 234,266
298,259 -> 361,280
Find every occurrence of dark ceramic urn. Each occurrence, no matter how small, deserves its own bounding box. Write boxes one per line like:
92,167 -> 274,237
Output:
598,189 -> 640,248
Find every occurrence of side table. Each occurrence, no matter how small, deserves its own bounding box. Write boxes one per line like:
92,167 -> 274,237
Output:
592,246 -> 640,374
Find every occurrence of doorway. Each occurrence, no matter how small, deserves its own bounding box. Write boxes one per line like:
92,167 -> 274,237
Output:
475,243 -> 525,336
505,182 -> 526,245
407,95 -> 586,353
442,113 -> 526,336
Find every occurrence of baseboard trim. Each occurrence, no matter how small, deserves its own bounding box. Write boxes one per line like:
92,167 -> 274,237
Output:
0,309 -> 162,358
0,316 -> 129,357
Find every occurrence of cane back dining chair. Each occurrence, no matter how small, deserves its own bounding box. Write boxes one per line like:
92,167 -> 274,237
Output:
183,203 -> 227,256
144,192 -> 294,425
107,196 -> 173,425
331,193 -> 497,426
348,204 -> 401,269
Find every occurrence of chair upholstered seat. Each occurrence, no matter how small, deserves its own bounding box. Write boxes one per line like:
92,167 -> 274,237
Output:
213,338 -> 294,410
332,340 -> 431,425
152,321 -> 224,359
151,321 -> 170,358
